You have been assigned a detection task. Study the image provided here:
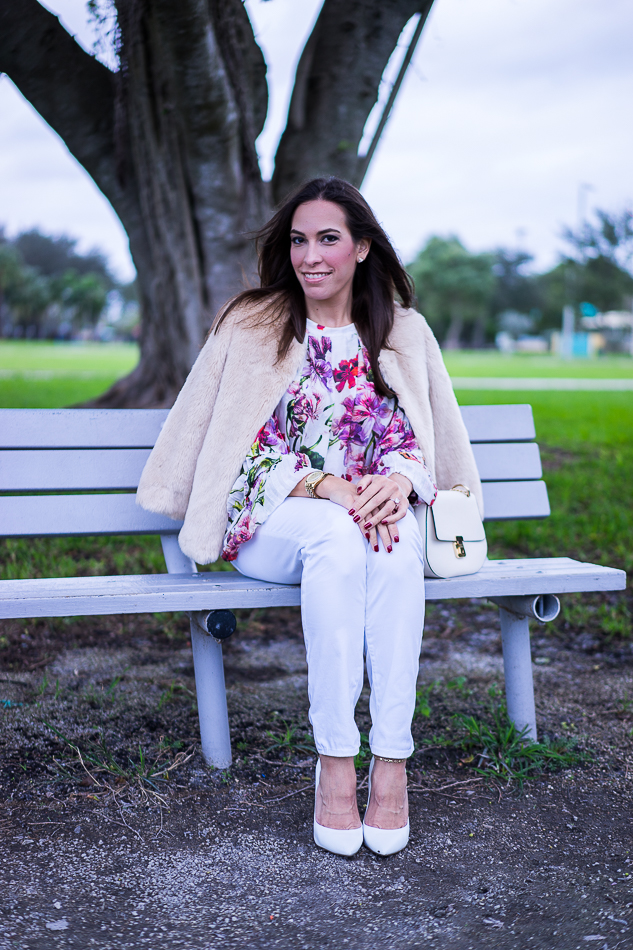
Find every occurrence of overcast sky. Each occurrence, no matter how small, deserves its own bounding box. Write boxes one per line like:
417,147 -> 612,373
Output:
0,0 -> 631,282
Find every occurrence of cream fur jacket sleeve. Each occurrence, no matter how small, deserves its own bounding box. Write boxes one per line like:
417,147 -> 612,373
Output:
136,302 -> 483,564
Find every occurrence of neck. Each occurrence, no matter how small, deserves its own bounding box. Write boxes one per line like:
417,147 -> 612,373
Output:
304,285 -> 354,328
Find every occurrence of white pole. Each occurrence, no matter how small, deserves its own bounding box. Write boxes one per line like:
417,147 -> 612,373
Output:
499,607 -> 537,741
561,305 -> 575,359
190,617 -> 232,769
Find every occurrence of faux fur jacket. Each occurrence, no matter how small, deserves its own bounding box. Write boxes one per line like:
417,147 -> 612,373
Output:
136,302 -> 483,564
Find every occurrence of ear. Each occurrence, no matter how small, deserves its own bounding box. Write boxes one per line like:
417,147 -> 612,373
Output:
356,237 -> 372,262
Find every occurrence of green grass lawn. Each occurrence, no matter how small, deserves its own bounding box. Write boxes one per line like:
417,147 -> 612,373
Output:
0,341 -> 139,408
443,351 -> 633,378
1,344 -> 631,641
455,390 -> 633,574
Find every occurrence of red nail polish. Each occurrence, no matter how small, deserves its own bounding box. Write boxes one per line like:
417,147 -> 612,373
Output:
381,520 -> 388,525
354,515 -> 361,523
394,536 -> 400,543
373,545 -> 379,553
348,508 -> 355,515
357,486 -> 364,493
365,532 -> 370,539
364,522 -> 372,530
345,474 -> 352,481
387,545 -> 392,553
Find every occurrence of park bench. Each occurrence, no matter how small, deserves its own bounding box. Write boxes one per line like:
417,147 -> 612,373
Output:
0,406 -> 625,769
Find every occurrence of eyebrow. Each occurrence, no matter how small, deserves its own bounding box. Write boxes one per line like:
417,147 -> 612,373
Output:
290,228 -> 342,236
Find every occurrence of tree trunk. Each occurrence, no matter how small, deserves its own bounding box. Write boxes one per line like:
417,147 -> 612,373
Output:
444,303 -> 464,349
471,310 -> 487,349
273,0 -> 433,200
93,0 -> 271,407
0,0 -> 436,406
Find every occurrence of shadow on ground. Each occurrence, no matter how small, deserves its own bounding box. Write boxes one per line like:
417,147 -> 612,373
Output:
1,599 -> 632,949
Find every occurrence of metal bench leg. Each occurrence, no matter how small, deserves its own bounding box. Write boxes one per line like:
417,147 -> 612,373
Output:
498,607 -> 537,741
190,613 -> 232,770
159,536 -> 233,769
491,594 -> 560,743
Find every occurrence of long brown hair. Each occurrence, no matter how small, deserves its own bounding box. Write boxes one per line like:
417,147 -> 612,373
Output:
215,177 -> 414,398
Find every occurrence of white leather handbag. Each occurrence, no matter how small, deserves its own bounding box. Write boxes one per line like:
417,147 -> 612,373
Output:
415,485 -> 487,579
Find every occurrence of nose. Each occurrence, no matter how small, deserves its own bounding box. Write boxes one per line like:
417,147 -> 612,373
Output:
304,240 -> 323,266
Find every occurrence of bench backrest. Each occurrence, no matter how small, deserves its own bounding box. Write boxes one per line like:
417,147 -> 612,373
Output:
0,405 -> 549,542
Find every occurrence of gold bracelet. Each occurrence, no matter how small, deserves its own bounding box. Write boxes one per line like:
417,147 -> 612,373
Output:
373,755 -> 407,763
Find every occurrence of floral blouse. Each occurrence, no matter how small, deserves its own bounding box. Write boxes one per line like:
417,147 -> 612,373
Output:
222,319 -> 437,561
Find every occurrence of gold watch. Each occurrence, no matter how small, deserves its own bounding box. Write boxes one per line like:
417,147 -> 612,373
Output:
305,470 -> 330,499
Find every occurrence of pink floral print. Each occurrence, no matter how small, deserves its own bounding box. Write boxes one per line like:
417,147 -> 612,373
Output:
333,356 -> 359,391
222,318 -> 437,560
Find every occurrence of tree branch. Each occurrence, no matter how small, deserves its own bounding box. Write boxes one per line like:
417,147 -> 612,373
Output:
0,0 -> 123,208
272,0 -> 435,203
207,0 -> 268,151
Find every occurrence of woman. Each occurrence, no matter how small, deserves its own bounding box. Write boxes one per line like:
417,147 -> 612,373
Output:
137,177 -> 482,857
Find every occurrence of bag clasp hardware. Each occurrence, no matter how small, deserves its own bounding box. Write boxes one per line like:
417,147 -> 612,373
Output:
453,536 -> 466,558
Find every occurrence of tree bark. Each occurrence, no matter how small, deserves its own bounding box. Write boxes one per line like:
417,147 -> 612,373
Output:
444,303 -> 464,350
0,0 -> 436,406
272,0 -> 433,201
99,0 -> 271,406
471,310 -> 487,349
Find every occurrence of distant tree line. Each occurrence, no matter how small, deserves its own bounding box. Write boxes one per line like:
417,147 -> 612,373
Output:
408,207 -> 633,348
0,228 -> 137,340
2,207 -> 631,351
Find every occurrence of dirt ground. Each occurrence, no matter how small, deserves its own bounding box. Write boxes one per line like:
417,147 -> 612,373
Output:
1,598 -> 632,950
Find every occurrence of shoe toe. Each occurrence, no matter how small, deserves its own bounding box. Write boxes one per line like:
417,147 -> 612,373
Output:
314,820 -> 363,856
362,820 -> 409,856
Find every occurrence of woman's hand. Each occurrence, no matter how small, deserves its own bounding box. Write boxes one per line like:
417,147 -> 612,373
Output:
290,471 -> 411,553
353,473 -> 411,553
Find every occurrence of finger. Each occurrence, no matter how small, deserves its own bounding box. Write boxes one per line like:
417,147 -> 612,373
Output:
369,522 -> 379,552
357,486 -> 399,525
355,479 -> 384,513
366,492 -> 406,527
379,500 -> 409,525
360,509 -> 373,542
356,474 -> 374,495
362,509 -> 380,551
376,521 -> 393,553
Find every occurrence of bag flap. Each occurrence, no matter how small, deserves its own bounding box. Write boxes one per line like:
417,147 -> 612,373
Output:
430,490 -> 486,542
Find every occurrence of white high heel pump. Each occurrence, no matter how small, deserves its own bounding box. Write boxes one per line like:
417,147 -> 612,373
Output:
313,760 -> 363,856
362,757 -> 410,856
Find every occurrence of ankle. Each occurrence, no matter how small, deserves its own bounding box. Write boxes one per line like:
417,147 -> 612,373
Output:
316,757 -> 361,830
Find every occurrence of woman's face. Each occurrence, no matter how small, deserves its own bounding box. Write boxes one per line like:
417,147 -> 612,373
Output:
290,200 -> 370,303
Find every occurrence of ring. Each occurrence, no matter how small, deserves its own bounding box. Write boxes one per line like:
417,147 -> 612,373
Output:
392,497 -> 400,511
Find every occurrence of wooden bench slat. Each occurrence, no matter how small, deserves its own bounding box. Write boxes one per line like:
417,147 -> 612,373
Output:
0,493 -> 181,537
482,480 -> 550,520
0,449 -> 151,491
0,405 -> 537,449
460,404 -> 535,442
0,481 -> 549,534
0,409 -> 168,449
0,443 -> 543,491
0,558 -> 624,619
471,442 -> 542,481
0,480 -> 550,534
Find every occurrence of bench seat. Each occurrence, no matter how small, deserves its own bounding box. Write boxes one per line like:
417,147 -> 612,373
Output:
0,558 -> 624,620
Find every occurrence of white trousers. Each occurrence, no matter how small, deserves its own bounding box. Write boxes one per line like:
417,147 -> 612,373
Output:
234,498 -> 425,758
